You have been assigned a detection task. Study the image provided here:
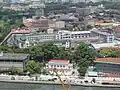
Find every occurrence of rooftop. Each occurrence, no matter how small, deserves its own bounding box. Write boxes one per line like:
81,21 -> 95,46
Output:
23,18 -> 49,28
95,58 -> 120,64
91,28 -> 113,36
71,31 -> 91,34
48,59 -> 69,63
0,53 -> 29,60
11,28 -> 32,34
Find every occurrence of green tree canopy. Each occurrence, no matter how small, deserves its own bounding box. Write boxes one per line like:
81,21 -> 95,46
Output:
99,48 -> 120,58
27,60 -> 43,74
73,43 -> 97,76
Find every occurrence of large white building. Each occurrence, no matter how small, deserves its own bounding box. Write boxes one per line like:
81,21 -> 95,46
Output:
5,27 -> 115,48
56,30 -> 91,40
45,59 -> 75,76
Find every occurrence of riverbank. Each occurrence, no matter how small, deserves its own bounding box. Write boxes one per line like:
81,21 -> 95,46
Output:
0,74 -> 120,88
0,79 -> 120,88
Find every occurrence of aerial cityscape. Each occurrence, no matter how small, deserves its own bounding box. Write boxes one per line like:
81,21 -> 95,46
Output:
0,0 -> 120,90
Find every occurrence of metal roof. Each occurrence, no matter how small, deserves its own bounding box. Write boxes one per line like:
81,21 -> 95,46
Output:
95,58 -> 120,64
0,53 -> 29,60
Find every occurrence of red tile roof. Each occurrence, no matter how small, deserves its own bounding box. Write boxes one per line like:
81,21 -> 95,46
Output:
95,58 -> 120,64
11,28 -> 32,34
49,60 -> 69,63
104,74 -> 120,78
23,19 -> 49,28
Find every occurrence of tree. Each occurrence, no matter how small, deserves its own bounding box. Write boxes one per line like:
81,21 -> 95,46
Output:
86,25 -> 93,30
58,47 -> 74,62
26,60 -> 43,74
99,48 -> 120,58
0,45 -> 13,53
0,20 -> 11,42
73,43 -> 97,76
26,43 -> 61,62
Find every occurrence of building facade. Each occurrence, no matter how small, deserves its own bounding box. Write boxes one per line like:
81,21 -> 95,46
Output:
85,58 -> 120,82
46,60 -> 74,76
0,52 -> 29,71
91,28 -> 114,43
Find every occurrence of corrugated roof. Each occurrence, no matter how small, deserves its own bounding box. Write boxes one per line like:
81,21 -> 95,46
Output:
0,53 -> 29,60
95,58 -> 120,64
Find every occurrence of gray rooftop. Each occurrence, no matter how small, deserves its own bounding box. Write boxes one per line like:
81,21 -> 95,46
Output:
0,53 -> 29,60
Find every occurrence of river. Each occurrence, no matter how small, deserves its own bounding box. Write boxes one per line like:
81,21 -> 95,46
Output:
0,82 -> 119,90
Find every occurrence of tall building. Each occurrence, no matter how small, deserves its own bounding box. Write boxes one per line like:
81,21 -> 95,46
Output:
30,0 -> 45,17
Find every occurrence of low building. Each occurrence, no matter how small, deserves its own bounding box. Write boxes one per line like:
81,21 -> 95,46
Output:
95,58 -> 120,74
85,58 -> 120,82
46,59 -> 74,76
0,52 -> 29,71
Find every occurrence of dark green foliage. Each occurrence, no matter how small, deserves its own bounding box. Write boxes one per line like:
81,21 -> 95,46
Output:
99,48 -> 120,58
27,60 -> 43,74
73,43 -> 97,76
0,42 -> 98,75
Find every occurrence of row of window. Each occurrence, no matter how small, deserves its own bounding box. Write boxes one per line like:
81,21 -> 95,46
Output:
28,36 -> 54,41
0,60 -> 23,62
46,65 -> 66,68
96,64 -> 120,68
58,34 -> 90,39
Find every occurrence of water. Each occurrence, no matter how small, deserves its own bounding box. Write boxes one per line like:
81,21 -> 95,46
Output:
0,82 -> 119,90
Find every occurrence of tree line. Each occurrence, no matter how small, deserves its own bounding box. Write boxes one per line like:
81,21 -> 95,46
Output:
0,42 -> 98,75
1,43 -> 120,75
